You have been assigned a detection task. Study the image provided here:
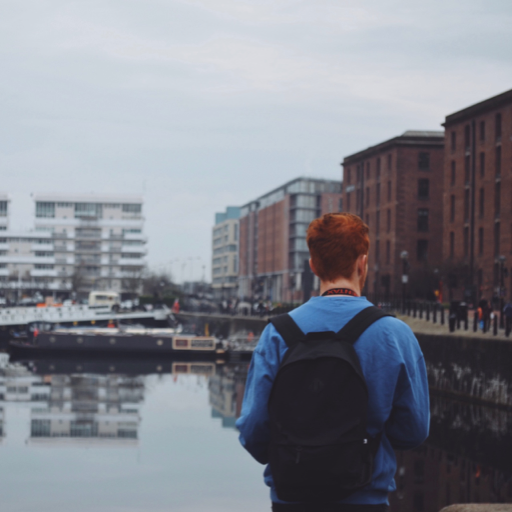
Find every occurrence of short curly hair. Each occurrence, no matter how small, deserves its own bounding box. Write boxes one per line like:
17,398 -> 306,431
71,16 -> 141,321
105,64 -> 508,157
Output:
306,213 -> 369,282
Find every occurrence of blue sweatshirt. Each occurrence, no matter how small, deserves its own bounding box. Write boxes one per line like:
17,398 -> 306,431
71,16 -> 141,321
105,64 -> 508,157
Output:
236,296 -> 430,505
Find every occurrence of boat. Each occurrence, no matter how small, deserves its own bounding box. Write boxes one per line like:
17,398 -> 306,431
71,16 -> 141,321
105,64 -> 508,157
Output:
9,321 -> 226,357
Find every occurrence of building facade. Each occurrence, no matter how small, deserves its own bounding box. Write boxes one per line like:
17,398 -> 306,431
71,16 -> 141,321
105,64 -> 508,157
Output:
442,89 -> 512,303
238,177 -> 342,303
31,194 -> 147,298
342,131 -> 445,299
211,207 -> 240,299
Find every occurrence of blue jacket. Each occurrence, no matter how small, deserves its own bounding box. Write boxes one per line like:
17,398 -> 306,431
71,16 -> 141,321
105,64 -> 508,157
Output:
236,296 -> 430,505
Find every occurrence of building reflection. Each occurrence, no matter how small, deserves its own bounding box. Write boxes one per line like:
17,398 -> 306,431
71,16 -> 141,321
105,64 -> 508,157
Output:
389,396 -> 512,510
208,363 -> 248,429
29,374 -> 144,446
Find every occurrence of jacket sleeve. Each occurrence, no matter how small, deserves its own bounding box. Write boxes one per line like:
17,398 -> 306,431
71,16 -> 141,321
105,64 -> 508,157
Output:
235,325 -> 282,465
385,352 -> 430,450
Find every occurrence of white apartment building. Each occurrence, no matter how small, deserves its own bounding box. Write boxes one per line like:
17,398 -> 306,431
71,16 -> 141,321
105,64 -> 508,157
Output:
32,194 -> 147,298
211,207 -> 240,300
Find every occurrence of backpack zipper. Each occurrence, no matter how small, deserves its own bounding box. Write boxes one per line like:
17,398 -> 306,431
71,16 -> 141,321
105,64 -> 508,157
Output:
295,446 -> 302,464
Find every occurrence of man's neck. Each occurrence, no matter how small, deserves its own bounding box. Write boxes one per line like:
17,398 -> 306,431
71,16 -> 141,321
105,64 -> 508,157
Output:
319,277 -> 361,297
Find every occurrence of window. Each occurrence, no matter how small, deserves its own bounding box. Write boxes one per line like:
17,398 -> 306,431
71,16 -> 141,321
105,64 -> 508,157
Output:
478,227 -> 484,255
34,264 -> 54,270
417,209 -> 429,232
451,131 -> 456,151
376,183 -> 381,206
386,240 -> 390,264
365,187 -> 370,207
346,193 -> 351,211
450,195 -> 455,222
346,168 -> 351,184
75,203 -> 102,218
387,181 -> 392,202
417,240 -> 428,262
234,224 -> 239,241
479,121 -> 485,141
495,181 -> 501,218
35,202 -> 55,218
464,227 -> 469,257
366,162 -> 370,180
418,179 -> 429,199
495,113 -> 502,141
0,201 -> 7,217
418,152 -> 430,170
494,222 -> 501,256
121,253 -> 142,259
496,146 -> 502,176
56,202 -> 73,208
464,155 -> 470,183
464,189 -> 470,221
387,209 -> 391,233
375,240 -> 380,261
480,152 -> 485,177
479,188 -> 484,218
376,158 -> 381,180
464,124 -> 471,149
450,161 -> 456,185
387,154 -> 392,173
376,211 -> 380,235
122,204 -> 142,214
449,232 -> 455,258
35,251 -> 54,257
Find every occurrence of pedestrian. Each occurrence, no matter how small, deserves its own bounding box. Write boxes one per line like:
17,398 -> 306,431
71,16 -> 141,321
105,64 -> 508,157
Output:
236,213 -> 429,512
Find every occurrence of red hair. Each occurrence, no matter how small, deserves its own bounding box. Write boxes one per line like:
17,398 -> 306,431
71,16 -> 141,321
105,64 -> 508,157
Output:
306,213 -> 369,282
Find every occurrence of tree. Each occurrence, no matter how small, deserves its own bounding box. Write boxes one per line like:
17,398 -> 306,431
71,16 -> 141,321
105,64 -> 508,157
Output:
121,268 -> 144,298
142,271 -> 176,299
70,262 -> 87,297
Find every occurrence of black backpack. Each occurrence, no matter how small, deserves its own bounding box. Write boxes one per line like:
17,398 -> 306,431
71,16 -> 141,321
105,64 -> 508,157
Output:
268,305 -> 392,503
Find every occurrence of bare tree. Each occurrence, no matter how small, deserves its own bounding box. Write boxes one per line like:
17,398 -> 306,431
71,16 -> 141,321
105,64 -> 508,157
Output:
121,268 -> 144,298
142,271 -> 175,299
70,262 -> 87,296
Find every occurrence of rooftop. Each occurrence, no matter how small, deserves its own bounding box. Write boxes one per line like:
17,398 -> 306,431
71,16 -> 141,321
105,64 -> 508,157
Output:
343,130 -> 444,164
33,194 -> 143,204
443,88 -> 512,126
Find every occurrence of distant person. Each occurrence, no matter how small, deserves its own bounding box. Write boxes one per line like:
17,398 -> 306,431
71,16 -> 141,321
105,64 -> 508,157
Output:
236,213 -> 429,511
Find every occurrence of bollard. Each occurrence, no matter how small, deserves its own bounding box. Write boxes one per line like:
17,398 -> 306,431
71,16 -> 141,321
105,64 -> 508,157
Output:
456,314 -> 460,330
464,314 -> 468,330
426,303 -> 430,322
413,303 -> 417,318
441,307 -> 445,325
473,310 -> 478,332
433,306 -> 437,323
493,314 -> 498,335
419,303 -> 423,319
449,314 -> 456,332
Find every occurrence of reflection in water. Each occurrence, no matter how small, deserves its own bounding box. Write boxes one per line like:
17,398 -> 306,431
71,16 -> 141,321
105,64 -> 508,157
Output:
1,353 -> 511,509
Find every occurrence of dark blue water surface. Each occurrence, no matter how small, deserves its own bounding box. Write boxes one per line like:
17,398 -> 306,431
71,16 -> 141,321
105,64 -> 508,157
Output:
1,354 -> 511,512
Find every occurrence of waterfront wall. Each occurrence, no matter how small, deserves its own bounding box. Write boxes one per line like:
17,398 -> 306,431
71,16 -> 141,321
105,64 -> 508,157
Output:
417,334 -> 512,407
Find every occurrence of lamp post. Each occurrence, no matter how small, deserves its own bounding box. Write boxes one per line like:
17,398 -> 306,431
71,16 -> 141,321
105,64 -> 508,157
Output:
497,255 -> 506,328
400,251 -> 409,311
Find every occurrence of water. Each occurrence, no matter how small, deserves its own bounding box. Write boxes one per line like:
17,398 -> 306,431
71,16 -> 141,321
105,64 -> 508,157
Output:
1,355 -> 511,512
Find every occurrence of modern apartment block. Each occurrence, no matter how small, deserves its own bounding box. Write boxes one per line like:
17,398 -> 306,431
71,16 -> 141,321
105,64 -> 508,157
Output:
342,131 -> 445,298
442,89 -> 512,303
238,177 -> 342,303
211,207 -> 240,299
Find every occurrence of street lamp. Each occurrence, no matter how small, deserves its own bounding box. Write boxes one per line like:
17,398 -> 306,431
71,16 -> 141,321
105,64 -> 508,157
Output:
496,255 -> 506,327
400,251 -> 409,311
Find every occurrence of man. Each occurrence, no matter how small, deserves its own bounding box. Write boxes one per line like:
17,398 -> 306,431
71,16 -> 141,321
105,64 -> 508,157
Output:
236,213 -> 430,511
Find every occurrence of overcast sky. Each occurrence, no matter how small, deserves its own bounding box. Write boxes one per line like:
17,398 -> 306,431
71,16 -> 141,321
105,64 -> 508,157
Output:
1,0 -> 512,282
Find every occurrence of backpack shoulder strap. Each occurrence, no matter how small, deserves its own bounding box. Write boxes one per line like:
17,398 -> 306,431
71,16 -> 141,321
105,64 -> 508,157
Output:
335,306 -> 394,345
269,314 -> 305,349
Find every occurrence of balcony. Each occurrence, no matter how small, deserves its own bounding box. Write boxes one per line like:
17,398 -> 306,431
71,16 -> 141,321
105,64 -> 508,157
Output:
30,269 -> 58,277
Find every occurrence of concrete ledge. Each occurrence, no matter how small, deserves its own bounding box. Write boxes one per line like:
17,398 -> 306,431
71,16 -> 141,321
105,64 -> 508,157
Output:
440,505 -> 512,512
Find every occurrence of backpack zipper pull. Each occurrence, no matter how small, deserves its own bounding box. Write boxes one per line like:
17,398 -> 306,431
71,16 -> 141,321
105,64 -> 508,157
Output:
295,446 -> 302,464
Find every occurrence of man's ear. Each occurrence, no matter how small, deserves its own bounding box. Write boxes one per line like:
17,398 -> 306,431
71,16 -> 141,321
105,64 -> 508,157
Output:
357,254 -> 368,275
309,258 -> 318,277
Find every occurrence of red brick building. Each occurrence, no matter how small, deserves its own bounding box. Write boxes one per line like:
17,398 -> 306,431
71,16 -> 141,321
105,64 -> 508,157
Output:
442,89 -> 512,304
342,131 -> 445,299
238,177 -> 342,303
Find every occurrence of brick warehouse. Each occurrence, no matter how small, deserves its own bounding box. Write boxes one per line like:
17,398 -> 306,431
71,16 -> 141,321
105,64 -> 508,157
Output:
341,131 -> 445,299
443,88 -> 512,304
238,177 -> 342,303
